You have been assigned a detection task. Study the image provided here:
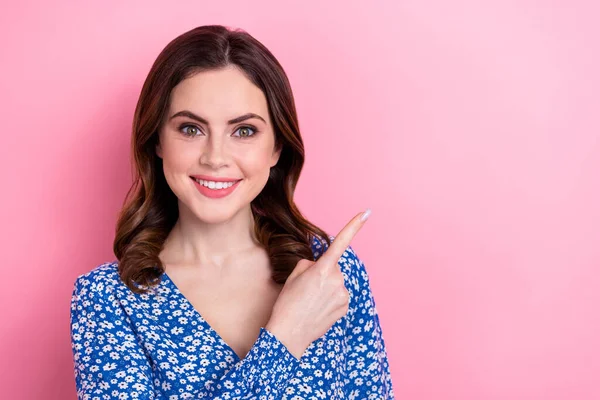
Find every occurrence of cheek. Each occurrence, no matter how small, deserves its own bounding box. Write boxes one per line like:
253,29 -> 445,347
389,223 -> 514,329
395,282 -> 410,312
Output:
162,142 -> 196,171
239,148 -> 276,176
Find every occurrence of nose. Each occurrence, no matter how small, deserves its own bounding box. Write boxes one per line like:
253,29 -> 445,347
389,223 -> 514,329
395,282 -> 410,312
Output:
199,134 -> 229,168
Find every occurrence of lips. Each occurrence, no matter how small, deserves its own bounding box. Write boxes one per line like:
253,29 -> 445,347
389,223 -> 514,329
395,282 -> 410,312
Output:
192,176 -> 241,199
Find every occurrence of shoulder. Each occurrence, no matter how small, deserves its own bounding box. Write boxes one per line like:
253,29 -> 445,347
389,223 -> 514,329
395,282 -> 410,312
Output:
71,262 -> 122,304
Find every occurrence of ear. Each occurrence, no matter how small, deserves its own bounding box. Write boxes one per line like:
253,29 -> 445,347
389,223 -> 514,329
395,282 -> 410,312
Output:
155,140 -> 163,159
271,143 -> 282,168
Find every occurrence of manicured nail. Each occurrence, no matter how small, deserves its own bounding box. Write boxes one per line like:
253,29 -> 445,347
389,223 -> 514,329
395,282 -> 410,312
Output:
360,208 -> 371,222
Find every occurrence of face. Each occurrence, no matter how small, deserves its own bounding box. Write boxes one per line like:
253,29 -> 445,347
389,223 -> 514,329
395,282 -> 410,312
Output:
156,65 -> 281,224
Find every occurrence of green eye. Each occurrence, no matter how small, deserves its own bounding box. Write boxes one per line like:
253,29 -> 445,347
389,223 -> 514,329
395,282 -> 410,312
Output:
180,125 -> 201,137
178,124 -> 258,138
235,126 -> 257,138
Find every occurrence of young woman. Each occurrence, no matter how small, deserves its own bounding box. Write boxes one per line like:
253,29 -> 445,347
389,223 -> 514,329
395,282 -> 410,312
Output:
70,24 -> 395,399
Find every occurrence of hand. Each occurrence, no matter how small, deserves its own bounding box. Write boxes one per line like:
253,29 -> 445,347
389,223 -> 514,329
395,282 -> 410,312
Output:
265,209 -> 371,359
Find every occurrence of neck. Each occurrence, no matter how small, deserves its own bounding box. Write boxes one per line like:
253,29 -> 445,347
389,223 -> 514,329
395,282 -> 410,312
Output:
161,201 -> 261,269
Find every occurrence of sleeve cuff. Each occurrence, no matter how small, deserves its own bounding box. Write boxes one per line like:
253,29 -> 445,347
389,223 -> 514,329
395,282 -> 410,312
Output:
239,326 -> 301,392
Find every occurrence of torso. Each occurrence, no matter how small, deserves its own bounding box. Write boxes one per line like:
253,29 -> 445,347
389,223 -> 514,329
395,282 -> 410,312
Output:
160,247 -> 283,360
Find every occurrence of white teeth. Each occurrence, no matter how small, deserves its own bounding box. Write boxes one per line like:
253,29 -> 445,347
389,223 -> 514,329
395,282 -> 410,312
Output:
194,178 -> 237,190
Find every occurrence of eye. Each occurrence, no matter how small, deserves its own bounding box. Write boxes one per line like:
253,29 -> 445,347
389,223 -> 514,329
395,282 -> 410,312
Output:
233,125 -> 258,139
178,124 -> 258,139
179,124 -> 202,137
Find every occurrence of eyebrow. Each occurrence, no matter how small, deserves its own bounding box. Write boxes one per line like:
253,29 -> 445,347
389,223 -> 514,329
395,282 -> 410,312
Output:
169,110 -> 266,125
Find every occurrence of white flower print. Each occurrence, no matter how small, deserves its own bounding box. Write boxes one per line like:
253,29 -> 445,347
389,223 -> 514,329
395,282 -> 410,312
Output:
69,235 -> 395,399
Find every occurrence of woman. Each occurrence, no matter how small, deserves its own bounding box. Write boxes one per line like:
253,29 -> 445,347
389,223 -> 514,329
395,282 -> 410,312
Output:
70,24 -> 395,399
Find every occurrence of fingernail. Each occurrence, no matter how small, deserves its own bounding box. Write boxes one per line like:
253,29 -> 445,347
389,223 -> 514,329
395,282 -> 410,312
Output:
360,208 -> 371,222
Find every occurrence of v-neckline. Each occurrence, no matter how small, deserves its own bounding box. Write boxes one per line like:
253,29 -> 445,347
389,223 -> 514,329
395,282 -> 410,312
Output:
160,271 -> 243,362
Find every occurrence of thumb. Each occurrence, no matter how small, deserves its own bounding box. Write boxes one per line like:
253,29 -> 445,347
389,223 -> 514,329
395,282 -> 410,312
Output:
287,259 -> 314,281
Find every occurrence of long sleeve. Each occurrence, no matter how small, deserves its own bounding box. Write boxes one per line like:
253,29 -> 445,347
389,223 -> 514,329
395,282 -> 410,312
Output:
70,276 -> 157,399
70,274 -> 301,400
204,327 -> 299,399
343,245 -> 395,399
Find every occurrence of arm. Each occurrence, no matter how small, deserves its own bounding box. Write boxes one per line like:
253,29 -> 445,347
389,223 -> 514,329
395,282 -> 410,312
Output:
204,327 -> 301,398
70,276 -> 157,399
70,274 -> 301,400
344,245 -> 396,399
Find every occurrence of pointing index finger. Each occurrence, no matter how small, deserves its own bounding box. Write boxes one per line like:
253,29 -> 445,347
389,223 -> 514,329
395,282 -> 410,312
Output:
319,209 -> 371,266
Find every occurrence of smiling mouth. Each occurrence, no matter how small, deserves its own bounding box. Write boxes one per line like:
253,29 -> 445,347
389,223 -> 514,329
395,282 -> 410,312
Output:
191,176 -> 242,190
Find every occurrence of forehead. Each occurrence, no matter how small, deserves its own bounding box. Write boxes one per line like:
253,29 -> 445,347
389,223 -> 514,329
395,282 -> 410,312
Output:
168,66 -> 269,122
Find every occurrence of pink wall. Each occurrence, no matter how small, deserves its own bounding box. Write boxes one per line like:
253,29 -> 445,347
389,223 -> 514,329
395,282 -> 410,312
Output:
1,1 -> 599,398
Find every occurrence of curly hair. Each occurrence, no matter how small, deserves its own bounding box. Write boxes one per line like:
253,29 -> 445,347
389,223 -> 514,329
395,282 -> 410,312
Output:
113,25 -> 332,294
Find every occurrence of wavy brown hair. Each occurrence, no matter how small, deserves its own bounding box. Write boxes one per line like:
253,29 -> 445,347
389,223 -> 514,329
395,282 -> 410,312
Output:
113,25 -> 332,294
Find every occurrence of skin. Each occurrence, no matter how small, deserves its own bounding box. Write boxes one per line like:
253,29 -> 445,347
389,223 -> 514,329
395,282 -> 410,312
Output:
156,65 -> 281,269
155,65 -> 370,360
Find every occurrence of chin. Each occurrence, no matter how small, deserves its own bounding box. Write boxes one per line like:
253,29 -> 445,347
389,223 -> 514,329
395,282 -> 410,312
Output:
193,204 -> 241,223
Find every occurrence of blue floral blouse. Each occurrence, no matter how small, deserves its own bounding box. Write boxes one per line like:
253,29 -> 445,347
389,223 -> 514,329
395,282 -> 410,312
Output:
70,235 -> 395,399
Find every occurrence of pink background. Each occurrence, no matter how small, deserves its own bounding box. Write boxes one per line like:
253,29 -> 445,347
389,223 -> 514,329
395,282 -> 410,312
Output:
1,1 -> 599,399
